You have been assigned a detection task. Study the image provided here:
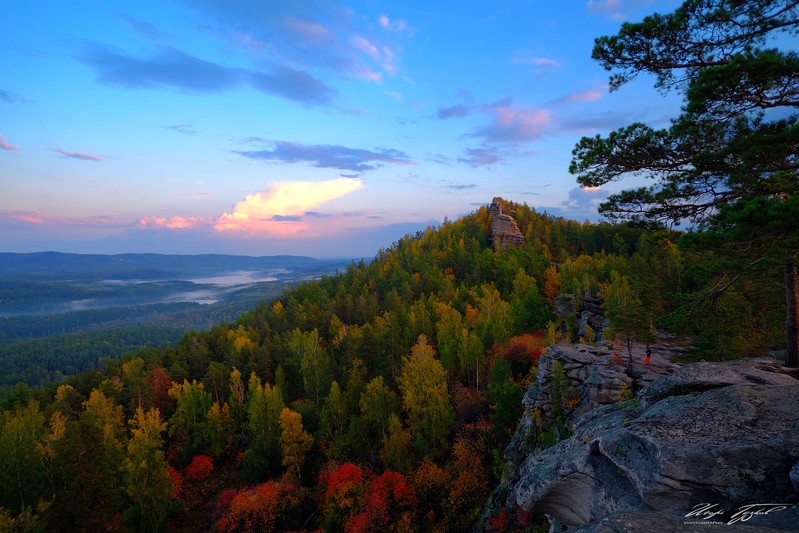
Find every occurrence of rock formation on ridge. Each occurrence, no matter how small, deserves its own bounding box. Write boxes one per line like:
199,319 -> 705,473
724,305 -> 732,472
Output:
489,197 -> 525,249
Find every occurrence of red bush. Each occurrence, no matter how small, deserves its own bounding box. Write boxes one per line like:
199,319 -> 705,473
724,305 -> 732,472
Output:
185,454 -> 214,480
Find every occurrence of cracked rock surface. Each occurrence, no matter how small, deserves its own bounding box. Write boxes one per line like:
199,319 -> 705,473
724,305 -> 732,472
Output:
501,347 -> 799,531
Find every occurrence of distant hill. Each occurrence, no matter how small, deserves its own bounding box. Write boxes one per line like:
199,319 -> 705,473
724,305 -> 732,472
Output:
0,252 -> 350,281
0,252 -> 354,387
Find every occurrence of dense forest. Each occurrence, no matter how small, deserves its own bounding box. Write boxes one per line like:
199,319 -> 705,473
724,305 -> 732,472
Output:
0,283 -> 291,390
0,198 -> 786,532
2,0 -> 795,529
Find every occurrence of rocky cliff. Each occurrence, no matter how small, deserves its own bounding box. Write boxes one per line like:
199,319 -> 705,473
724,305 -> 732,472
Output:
490,341 -> 799,531
489,197 -> 525,249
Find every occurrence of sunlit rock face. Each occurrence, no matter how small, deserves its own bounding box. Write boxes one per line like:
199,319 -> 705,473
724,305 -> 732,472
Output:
500,352 -> 799,531
489,197 -> 525,249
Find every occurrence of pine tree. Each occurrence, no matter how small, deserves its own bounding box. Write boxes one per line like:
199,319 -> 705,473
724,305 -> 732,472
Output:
570,0 -> 799,366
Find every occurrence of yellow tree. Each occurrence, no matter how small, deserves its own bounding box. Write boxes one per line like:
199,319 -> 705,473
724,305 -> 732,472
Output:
398,335 -> 454,457
542,265 -> 560,308
122,408 -> 172,532
279,408 -> 313,485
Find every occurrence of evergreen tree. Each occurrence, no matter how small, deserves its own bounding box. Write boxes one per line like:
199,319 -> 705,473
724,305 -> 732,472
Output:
398,335 -> 454,457
570,0 -> 799,366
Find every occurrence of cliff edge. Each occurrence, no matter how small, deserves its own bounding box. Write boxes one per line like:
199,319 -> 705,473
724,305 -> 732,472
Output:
490,342 -> 799,531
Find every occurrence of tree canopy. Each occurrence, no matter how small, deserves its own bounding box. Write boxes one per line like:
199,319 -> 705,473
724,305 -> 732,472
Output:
570,0 -> 799,366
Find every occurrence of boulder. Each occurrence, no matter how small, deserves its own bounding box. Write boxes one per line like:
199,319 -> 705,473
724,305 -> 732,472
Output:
505,357 -> 799,531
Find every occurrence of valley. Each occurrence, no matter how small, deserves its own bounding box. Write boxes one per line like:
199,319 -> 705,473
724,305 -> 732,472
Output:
0,252 -> 353,387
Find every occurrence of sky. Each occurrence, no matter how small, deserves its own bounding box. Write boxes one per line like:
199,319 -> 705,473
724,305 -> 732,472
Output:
1,0 -> 684,258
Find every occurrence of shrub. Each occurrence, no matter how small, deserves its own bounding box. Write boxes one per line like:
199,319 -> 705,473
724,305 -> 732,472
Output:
185,454 -> 214,480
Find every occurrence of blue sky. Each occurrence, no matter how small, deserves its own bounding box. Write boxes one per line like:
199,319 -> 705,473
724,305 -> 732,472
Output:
1,0 -> 682,257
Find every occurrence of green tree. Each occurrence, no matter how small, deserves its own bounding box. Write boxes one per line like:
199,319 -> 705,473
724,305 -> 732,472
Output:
288,328 -> 331,411
488,358 -> 523,448
0,401 -> 47,514
168,380 -> 212,458
48,391 -> 126,531
604,271 -> 649,369
122,408 -> 172,532
319,380 -> 348,459
570,0 -> 799,367
397,335 -> 454,457
243,373 -> 284,478
382,414 -> 413,474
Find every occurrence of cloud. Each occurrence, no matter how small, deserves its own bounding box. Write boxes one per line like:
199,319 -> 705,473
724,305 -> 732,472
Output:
587,0 -> 622,13
180,0 -> 406,80
83,44 -> 336,105
0,211 -> 128,228
247,66 -> 335,104
165,124 -> 198,136
513,56 -> 560,68
458,146 -> 505,167
0,134 -> 20,152
84,45 -> 240,93
175,191 -> 213,200
471,100 -> 551,143
562,185 -> 608,209
214,177 -> 365,235
53,148 -> 102,161
2,211 -> 44,224
0,90 -> 29,104
115,13 -> 162,39
441,182 -> 477,190
235,141 -> 413,172
378,15 -> 408,32
564,89 -> 604,103
437,104 -> 471,119
587,0 -> 657,20
138,216 -> 207,229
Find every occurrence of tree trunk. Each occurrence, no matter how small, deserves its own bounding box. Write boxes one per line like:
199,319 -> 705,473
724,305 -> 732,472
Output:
785,255 -> 799,368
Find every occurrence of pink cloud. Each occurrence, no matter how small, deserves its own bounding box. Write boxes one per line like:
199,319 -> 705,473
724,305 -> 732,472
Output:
138,216 -> 206,229
4,211 -> 44,224
474,101 -> 552,143
377,15 -> 407,32
352,35 -> 400,77
282,17 -> 333,43
215,177 -> 364,235
353,36 -> 380,60
567,89 -> 603,102
53,148 -> 102,161
0,134 -> 19,152
1,211 -> 129,228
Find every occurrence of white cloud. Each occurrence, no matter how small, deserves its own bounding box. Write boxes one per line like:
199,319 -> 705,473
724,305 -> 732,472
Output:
214,177 -> 365,235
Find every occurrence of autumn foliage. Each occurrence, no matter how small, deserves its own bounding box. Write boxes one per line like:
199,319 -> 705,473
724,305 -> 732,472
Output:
166,465 -> 183,500
321,463 -> 416,532
216,481 -> 300,532
185,454 -> 214,480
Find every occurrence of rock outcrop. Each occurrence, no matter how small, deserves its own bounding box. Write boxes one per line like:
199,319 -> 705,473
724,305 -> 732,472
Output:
504,340 -> 680,468
497,349 -> 799,531
489,197 -> 525,249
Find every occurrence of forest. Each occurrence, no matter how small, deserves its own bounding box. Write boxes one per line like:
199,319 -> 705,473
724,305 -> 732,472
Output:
2,0 -> 796,530
0,199 -> 786,532
0,254 -> 348,390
